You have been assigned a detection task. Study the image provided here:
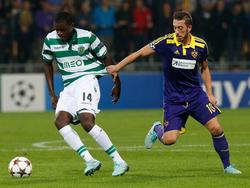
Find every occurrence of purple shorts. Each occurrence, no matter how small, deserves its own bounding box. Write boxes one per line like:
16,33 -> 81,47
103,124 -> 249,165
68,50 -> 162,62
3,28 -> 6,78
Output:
163,91 -> 221,131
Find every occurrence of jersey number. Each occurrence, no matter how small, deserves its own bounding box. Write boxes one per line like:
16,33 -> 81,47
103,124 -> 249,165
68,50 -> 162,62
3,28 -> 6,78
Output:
206,103 -> 216,114
83,92 -> 92,102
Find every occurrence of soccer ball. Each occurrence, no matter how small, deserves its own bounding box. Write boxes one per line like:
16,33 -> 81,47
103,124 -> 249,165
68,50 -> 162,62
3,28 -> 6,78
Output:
8,157 -> 32,177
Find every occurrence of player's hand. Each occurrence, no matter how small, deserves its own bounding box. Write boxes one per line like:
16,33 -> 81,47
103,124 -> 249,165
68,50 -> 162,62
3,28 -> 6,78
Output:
107,65 -> 119,82
208,94 -> 217,106
51,95 -> 58,109
107,65 -> 119,75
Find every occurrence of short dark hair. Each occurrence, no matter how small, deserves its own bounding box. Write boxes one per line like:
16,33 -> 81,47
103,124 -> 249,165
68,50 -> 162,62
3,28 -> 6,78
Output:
173,11 -> 192,25
55,12 -> 74,24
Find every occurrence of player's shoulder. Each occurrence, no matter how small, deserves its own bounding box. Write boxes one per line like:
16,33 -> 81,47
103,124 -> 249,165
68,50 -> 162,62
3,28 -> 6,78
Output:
153,33 -> 174,45
193,36 -> 206,44
193,35 -> 207,48
75,28 -> 92,38
46,30 -> 58,40
44,31 -> 59,47
165,33 -> 175,39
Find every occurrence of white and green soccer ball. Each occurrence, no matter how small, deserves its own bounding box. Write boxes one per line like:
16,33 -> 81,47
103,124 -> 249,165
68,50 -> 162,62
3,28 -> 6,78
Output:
8,156 -> 32,177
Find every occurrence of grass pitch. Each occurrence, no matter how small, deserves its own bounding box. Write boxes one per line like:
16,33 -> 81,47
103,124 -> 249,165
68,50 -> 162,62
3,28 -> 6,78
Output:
0,109 -> 249,188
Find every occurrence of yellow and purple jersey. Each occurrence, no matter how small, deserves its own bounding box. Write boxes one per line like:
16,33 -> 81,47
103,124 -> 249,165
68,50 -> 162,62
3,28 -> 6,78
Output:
150,33 -> 208,105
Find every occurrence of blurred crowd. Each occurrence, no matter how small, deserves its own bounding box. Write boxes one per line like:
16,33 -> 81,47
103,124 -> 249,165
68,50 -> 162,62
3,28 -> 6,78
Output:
1,0 -> 250,71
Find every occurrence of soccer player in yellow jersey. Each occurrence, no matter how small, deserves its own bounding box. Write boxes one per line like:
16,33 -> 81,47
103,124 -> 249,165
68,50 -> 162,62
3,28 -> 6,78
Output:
107,11 -> 241,174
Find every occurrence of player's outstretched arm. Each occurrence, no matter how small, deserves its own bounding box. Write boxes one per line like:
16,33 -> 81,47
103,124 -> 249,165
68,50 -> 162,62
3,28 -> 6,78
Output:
107,44 -> 155,75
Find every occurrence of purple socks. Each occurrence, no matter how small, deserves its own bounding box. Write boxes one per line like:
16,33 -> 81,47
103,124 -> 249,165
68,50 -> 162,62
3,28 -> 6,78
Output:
212,132 -> 230,168
154,123 -> 164,143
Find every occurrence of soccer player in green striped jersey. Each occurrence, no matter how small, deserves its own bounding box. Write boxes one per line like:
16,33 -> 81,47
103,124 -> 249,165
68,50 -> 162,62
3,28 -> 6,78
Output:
42,12 -> 128,177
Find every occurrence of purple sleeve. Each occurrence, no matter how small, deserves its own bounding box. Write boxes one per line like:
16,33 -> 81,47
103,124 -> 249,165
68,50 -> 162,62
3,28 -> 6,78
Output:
200,43 -> 208,62
149,37 -> 167,56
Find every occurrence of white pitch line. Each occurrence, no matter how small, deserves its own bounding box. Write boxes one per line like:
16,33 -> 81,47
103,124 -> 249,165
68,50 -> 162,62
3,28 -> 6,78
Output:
1,147 -> 250,153
32,140 -> 250,149
0,140 -> 250,153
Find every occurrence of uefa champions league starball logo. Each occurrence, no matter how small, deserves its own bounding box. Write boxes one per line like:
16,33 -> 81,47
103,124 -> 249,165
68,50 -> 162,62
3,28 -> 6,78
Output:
10,80 -> 36,108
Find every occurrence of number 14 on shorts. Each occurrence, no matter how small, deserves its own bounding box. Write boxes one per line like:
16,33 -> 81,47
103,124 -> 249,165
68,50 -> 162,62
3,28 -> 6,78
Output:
83,92 -> 92,102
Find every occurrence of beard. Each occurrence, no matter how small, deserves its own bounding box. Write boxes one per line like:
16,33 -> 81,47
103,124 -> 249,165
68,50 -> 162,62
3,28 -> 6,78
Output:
176,33 -> 189,43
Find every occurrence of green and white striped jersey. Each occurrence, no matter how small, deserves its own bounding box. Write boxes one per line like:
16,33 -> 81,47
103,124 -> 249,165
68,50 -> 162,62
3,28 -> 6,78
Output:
42,28 -> 108,87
